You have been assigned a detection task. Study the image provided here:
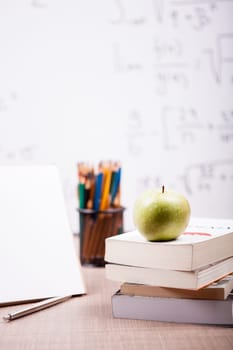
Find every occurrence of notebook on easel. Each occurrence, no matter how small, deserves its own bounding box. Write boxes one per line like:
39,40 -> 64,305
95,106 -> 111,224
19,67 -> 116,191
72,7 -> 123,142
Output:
0,165 -> 85,305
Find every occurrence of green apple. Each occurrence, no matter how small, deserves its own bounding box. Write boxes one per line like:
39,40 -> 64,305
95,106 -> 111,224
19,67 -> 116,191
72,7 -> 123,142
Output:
133,186 -> 191,241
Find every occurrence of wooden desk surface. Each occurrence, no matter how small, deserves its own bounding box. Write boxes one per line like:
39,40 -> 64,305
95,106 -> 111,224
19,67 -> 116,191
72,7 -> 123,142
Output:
0,239 -> 233,350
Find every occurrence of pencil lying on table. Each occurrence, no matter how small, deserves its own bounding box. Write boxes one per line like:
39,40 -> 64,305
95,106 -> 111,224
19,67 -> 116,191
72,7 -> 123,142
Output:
3,295 -> 72,321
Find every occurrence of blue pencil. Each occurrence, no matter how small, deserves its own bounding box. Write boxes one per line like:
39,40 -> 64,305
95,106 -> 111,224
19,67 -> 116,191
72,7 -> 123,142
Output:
93,172 -> 103,211
110,167 -> 121,206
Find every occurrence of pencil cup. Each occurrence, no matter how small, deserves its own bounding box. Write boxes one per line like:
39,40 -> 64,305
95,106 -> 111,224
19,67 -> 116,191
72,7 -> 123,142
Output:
78,207 -> 125,266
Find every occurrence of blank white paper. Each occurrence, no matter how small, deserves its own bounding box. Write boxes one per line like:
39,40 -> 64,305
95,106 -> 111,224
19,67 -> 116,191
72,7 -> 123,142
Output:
0,165 -> 85,304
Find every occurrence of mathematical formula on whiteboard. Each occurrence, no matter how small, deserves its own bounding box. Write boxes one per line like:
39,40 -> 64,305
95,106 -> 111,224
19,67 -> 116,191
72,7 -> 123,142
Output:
0,0 -> 232,231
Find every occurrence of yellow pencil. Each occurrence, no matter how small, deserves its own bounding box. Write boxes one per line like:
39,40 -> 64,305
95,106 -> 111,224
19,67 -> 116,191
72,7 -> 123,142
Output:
100,164 -> 112,210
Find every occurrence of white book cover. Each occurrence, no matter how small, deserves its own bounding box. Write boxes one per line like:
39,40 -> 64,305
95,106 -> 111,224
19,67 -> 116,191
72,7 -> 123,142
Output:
0,165 -> 86,304
106,257 -> 233,290
105,217 -> 233,270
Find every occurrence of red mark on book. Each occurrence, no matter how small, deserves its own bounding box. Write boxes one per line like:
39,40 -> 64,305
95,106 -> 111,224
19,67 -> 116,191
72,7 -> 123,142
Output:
183,232 -> 212,237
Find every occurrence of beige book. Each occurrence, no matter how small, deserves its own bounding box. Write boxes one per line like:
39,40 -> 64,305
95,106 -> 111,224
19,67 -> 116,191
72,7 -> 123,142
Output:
120,273 -> 233,300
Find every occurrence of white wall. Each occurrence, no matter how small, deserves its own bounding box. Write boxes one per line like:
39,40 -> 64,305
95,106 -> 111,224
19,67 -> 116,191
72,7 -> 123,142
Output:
0,0 -> 233,232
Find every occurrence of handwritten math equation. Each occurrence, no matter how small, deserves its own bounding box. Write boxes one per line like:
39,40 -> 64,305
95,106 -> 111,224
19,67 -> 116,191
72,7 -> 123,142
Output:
162,106 -> 233,149
0,91 -> 18,112
110,0 -> 233,204
136,159 -> 233,196
109,0 -> 233,30
0,144 -> 37,162
109,0 -> 233,93
125,107 -> 233,155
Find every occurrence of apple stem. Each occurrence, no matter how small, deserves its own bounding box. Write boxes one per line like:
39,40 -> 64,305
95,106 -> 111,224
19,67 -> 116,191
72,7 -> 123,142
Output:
162,185 -> 165,193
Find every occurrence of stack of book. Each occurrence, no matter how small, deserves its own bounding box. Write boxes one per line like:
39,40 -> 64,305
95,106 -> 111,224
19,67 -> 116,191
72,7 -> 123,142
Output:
105,217 -> 233,325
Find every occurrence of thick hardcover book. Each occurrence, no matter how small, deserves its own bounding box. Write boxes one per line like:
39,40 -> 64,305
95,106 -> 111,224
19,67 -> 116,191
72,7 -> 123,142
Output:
111,291 -> 233,325
105,217 -> 233,271
105,256 -> 233,290
120,273 -> 233,300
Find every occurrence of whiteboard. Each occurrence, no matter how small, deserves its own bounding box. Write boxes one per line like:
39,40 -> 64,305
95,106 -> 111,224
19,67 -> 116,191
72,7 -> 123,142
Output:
0,0 -> 232,232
